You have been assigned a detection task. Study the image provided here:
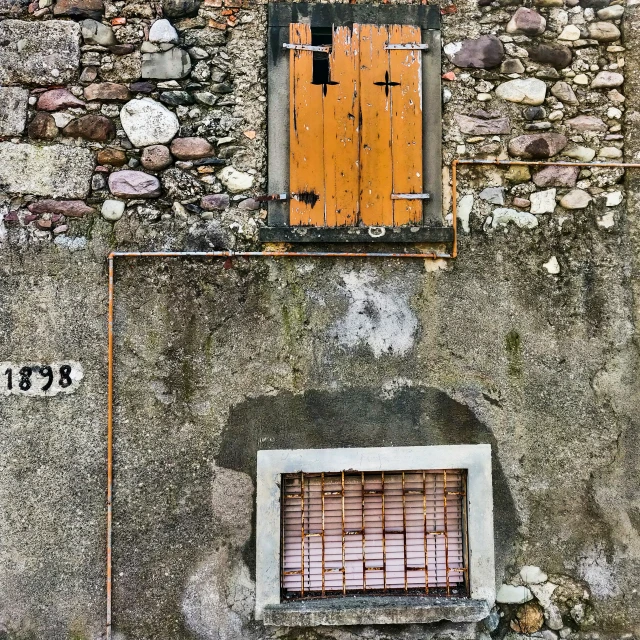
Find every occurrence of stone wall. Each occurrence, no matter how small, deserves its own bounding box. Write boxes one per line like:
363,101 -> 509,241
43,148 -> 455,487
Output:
1,0 -> 639,639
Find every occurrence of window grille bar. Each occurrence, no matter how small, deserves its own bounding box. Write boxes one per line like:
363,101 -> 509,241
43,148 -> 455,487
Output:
341,471 -> 346,595
444,470 -> 450,595
402,472 -> 408,592
301,471 -> 305,597
382,472 -> 387,591
321,472 -> 325,596
423,470 -> 429,594
361,471 -> 366,592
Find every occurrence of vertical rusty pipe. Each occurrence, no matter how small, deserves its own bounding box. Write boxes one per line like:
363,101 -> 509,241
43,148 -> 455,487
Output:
451,159 -> 458,259
106,254 -> 114,640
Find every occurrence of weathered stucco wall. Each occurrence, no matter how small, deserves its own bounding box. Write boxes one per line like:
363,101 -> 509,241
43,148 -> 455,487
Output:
1,0 -> 639,638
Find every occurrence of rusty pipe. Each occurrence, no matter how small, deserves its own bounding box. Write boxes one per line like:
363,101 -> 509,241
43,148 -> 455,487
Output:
105,157 -> 640,638
104,247 -> 451,639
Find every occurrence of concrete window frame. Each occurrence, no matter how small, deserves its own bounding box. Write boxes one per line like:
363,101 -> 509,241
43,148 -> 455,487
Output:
261,3 -> 450,245
255,445 -> 495,626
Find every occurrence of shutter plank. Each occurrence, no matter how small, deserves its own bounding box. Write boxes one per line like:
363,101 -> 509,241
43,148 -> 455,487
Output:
323,25 -> 360,227
359,25 -> 393,227
389,25 -> 423,226
289,23 -> 325,226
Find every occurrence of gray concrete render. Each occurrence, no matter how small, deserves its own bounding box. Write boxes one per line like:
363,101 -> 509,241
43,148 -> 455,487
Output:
1,0 -> 640,639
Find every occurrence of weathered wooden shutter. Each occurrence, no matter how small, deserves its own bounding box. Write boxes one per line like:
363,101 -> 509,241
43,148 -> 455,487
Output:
289,23 -> 424,228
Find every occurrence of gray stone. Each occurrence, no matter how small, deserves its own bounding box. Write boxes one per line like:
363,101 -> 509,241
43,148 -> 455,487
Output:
148,19 -> 179,44
497,584 -> 535,603
508,133 -> 568,159
566,115 -> 608,131
443,35 -> 505,69
120,98 -> 180,147
238,198 -> 260,211
101,199 -> 125,221
492,208 -> 539,230
533,165 -> 580,188
0,142 -> 94,198
163,0 -> 199,18
527,44 -> 573,70
0,87 -> 28,136
506,7 -> 546,35
590,71 -> 624,89
108,170 -> 161,198
80,18 -> 116,46
496,78 -> 547,105
142,48 -> 191,80
588,22 -> 621,41
564,145 -> 596,162
218,167 -> 254,193
530,189 -> 557,214
560,189 -> 592,209
455,114 -> 511,135
597,4 -> 624,18
479,187 -> 505,205
0,20 -> 81,85
501,58 -> 525,74
523,106 -> 546,121
551,82 -> 579,105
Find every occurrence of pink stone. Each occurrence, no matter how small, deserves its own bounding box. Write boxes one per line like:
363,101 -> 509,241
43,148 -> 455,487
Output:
170,137 -> 214,160
37,88 -> 85,111
108,170 -> 161,198
27,200 -> 95,217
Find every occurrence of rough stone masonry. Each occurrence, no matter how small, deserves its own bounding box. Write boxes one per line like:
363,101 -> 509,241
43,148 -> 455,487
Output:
1,0 -> 639,638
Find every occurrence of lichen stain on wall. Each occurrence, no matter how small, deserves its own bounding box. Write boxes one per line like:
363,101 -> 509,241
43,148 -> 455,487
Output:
330,270 -> 418,358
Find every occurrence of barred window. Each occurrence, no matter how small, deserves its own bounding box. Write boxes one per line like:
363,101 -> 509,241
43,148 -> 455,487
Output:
281,470 -> 468,599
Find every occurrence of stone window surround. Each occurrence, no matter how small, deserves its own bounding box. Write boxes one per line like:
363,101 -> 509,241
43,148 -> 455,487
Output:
255,444 -> 495,626
262,2 -> 448,244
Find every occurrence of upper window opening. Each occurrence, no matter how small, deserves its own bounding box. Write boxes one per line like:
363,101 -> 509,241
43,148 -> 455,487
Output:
311,27 -> 333,85
281,469 -> 468,599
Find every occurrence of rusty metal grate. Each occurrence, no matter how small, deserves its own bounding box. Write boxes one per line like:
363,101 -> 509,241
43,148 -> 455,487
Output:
281,470 -> 468,600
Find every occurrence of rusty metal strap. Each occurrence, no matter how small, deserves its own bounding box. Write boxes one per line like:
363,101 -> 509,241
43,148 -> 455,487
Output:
385,43 -> 429,50
391,193 -> 430,200
283,43 -> 331,52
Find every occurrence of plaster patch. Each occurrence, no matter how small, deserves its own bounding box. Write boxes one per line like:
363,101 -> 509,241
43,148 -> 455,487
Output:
211,464 -> 254,545
577,545 -> 618,598
182,549 -> 254,640
331,270 -> 418,357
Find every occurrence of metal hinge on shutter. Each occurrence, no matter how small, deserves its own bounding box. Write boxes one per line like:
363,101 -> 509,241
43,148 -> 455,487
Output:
384,43 -> 429,51
258,193 -> 430,202
391,193 -> 430,200
283,43 -> 331,53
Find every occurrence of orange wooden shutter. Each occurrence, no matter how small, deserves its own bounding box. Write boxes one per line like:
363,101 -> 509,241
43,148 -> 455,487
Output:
289,24 -> 424,228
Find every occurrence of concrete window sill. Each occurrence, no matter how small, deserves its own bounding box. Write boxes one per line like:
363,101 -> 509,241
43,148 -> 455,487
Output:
263,596 -> 490,626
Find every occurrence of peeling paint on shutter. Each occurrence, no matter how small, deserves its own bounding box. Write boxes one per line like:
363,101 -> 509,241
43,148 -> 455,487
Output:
289,23 -> 325,226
